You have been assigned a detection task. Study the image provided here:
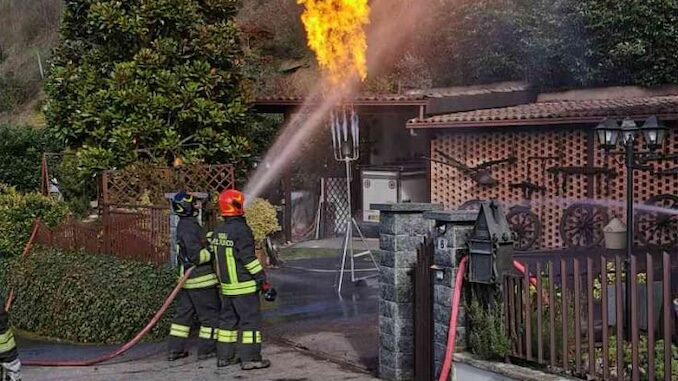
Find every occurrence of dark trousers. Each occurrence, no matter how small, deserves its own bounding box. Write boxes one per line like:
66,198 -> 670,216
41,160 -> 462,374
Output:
168,286 -> 220,355
0,306 -> 17,363
217,293 -> 262,362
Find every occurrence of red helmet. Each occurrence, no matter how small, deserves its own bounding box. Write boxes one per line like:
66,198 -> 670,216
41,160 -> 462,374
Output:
219,189 -> 245,217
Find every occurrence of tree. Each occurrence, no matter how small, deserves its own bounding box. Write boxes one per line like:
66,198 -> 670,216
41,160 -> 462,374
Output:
579,0 -> 678,86
45,0 -> 255,179
419,0 -> 592,90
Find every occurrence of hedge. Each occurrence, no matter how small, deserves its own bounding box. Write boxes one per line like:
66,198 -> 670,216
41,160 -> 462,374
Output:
0,124 -> 61,192
0,185 -> 70,258
6,247 -> 177,344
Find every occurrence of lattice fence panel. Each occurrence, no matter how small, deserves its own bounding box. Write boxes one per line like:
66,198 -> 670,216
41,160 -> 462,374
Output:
103,164 -> 235,206
323,177 -> 350,236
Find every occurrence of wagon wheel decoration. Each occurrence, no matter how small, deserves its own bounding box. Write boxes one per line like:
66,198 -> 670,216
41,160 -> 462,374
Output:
507,207 -> 541,251
635,194 -> 678,250
560,203 -> 609,248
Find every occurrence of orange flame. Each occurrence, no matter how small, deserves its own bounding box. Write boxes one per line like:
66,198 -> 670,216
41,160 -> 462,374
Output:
297,0 -> 370,86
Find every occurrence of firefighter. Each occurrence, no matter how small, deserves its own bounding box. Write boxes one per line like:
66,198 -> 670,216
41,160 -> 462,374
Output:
168,192 -> 220,361
211,189 -> 271,370
0,297 -> 21,381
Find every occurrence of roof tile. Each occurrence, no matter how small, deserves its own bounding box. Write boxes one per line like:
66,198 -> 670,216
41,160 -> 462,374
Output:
409,95 -> 678,127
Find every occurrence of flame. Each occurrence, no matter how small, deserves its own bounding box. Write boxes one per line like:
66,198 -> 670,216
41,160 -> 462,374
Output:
297,0 -> 370,86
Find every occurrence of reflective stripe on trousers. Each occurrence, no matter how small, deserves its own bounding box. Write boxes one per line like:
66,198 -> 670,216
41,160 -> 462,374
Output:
0,330 -> 16,354
169,324 -> 190,338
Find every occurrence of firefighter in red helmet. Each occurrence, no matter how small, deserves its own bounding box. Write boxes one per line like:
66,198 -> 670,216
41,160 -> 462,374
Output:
209,189 -> 271,370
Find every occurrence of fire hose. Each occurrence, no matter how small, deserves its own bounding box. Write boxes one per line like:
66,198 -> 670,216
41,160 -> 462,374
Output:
437,258 -> 540,381
437,255 -> 468,381
6,220 -> 194,367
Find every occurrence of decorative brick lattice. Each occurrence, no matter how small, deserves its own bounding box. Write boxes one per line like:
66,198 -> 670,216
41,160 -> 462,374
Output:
431,128 -> 678,249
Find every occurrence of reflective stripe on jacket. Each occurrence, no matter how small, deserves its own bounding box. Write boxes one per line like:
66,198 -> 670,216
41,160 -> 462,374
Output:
176,217 -> 218,289
209,217 -> 265,296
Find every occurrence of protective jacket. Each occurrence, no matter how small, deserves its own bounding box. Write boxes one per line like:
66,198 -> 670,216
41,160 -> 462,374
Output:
209,217 -> 265,296
176,217 -> 218,289
0,297 -> 17,363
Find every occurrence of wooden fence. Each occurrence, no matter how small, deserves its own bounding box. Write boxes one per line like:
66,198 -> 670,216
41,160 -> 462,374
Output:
35,205 -> 172,266
507,248 -> 677,380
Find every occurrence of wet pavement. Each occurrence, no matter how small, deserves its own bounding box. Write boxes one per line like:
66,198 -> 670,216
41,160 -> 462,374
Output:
265,256 -> 380,371
17,254 -> 381,379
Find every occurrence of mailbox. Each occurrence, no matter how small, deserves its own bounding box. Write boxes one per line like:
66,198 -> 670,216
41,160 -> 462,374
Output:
467,201 -> 514,284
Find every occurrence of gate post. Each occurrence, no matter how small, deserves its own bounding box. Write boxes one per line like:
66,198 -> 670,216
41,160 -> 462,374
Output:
423,210 -> 477,380
372,203 -> 441,381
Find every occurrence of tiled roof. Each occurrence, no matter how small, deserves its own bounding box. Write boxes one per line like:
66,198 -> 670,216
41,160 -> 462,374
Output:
255,93 -> 427,104
406,81 -> 530,98
408,95 -> 678,128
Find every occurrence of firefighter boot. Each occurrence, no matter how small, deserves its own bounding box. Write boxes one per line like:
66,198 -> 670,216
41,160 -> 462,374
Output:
1,359 -> 21,381
197,348 -> 216,361
167,351 -> 189,361
217,356 -> 239,367
241,359 -> 271,370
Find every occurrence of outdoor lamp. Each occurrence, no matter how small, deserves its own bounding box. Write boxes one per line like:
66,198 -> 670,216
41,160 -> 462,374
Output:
620,117 -> 638,145
595,118 -> 621,150
640,116 -> 669,151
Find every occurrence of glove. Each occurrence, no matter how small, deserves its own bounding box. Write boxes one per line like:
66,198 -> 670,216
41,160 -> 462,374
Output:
255,275 -> 266,292
1,359 -> 22,381
179,255 -> 195,268
261,281 -> 277,302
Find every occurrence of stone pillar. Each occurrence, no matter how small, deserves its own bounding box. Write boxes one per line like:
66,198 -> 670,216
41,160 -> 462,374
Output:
372,203 -> 442,381
423,210 -> 477,380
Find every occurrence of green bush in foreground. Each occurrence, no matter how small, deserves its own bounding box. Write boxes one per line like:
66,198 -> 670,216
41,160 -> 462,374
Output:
0,185 -> 70,258
7,247 -> 176,344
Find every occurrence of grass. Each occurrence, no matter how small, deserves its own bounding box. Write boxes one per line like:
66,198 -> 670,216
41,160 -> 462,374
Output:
279,247 -> 340,261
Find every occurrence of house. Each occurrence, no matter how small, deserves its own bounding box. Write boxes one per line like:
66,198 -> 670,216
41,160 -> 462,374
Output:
253,84 -> 678,249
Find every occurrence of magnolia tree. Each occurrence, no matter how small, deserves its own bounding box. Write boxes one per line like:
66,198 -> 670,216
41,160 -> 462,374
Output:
45,0 -> 257,179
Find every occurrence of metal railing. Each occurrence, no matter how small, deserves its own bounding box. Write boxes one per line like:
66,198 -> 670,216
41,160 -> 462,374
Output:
505,248 -> 676,380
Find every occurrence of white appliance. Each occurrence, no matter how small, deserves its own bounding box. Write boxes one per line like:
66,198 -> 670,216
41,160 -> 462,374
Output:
361,165 -> 428,223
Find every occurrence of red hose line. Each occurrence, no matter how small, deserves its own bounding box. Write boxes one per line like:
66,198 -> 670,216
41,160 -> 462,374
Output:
22,267 -> 193,367
437,256 -> 468,381
513,260 -> 538,288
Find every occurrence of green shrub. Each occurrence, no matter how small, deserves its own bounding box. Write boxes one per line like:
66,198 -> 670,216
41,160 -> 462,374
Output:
467,298 -> 511,360
0,257 -> 9,301
245,198 -> 280,248
0,185 -> 70,257
7,247 -> 177,344
0,124 -> 62,192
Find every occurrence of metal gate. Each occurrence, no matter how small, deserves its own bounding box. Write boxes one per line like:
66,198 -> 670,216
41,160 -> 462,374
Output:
414,237 -> 434,380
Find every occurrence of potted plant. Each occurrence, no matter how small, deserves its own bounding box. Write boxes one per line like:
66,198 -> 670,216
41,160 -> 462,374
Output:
245,198 -> 281,267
